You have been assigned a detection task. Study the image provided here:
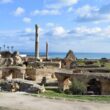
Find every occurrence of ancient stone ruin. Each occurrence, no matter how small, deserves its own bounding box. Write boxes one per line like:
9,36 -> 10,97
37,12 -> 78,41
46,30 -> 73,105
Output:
0,24 -> 59,93
0,24 -> 110,96
55,69 -> 110,95
0,51 -> 23,66
62,50 -> 76,69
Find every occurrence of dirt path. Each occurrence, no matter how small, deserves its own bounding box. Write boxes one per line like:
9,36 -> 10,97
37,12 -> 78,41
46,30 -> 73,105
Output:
0,92 -> 110,110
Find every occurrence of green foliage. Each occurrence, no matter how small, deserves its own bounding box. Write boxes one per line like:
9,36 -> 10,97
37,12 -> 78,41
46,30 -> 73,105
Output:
70,79 -> 87,95
77,59 -> 85,66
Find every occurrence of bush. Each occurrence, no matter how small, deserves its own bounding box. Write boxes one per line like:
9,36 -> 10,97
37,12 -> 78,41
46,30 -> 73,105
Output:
70,79 -> 86,95
64,89 -> 72,94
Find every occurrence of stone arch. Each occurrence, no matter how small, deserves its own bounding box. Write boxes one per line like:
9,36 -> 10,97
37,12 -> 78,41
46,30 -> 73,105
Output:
63,76 -> 71,91
87,78 -> 102,95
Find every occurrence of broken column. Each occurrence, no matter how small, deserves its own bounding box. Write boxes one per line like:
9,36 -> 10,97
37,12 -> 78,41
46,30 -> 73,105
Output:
35,24 -> 40,60
46,42 -> 48,60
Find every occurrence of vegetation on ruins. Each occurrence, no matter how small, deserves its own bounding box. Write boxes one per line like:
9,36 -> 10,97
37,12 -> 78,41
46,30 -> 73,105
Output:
76,59 -> 110,69
30,90 -> 110,102
69,78 -> 86,95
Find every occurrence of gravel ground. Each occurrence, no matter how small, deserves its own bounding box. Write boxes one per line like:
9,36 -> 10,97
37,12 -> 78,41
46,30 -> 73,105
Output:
0,92 -> 110,110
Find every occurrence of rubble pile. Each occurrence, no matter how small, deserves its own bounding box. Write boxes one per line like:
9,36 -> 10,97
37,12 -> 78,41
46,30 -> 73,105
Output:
0,79 -> 45,93
0,51 -> 23,66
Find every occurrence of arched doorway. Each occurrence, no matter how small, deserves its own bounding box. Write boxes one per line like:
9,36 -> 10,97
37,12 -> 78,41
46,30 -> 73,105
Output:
87,78 -> 102,95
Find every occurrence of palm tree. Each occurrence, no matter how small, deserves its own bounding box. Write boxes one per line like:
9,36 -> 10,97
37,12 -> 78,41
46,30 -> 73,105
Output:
7,46 -> 9,51
3,44 -> 5,51
0,47 -> 1,52
11,46 -> 14,52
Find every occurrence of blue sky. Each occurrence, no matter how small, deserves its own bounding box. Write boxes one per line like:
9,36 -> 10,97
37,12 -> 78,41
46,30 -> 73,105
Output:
0,0 -> 110,53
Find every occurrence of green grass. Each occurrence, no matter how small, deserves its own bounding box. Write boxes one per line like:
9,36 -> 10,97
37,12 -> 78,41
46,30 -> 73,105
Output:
77,59 -> 85,66
104,63 -> 110,69
30,90 -> 110,103
77,59 -> 110,69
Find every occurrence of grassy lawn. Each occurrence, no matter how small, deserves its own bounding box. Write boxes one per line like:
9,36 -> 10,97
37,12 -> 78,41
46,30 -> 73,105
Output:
30,90 -> 110,103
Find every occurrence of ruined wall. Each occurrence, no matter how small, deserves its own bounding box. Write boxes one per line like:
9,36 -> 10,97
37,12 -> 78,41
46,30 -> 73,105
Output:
0,69 -> 2,79
0,67 -> 26,80
25,68 -> 57,83
101,80 -> 110,95
26,68 -> 37,80
55,72 -> 110,95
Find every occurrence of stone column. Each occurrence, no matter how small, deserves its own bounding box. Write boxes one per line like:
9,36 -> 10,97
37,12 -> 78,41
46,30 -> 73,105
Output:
35,24 -> 39,60
46,42 -> 48,60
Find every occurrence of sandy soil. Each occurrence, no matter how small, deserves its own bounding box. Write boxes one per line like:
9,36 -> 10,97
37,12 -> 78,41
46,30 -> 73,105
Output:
0,92 -> 110,110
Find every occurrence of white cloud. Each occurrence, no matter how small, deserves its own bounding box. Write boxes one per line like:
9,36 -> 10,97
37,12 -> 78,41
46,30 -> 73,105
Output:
61,0 -> 78,6
45,25 -> 103,39
75,26 -> 101,35
75,4 -> 110,23
0,0 -> 12,3
52,26 -> 66,36
24,27 -> 43,35
1,25 -> 110,52
14,7 -> 25,16
24,28 -> 34,33
32,9 -> 60,16
45,25 -> 110,40
46,22 -> 55,27
67,7 -> 74,12
23,17 -> 31,23
45,26 -> 67,38
45,0 -> 78,9
0,29 -> 35,51
67,26 -> 110,41
76,5 -> 99,17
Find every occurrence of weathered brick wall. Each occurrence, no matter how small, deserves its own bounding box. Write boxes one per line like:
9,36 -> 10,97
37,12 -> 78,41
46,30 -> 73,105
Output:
26,68 -> 57,82
0,67 -> 25,80
26,68 -> 37,80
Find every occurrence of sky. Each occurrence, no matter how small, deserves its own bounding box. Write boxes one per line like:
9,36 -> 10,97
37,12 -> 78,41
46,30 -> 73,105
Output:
0,0 -> 110,53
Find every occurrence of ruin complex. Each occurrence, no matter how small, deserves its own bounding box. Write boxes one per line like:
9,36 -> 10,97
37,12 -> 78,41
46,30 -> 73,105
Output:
0,24 -> 110,95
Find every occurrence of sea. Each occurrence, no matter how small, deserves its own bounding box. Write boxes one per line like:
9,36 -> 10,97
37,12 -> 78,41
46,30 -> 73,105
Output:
20,52 -> 110,59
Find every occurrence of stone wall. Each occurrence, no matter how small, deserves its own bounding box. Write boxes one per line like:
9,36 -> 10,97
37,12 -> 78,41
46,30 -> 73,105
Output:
0,67 -> 26,80
0,69 -> 2,79
0,51 -> 23,66
101,80 -> 110,95
26,68 -> 37,80
55,72 -> 110,95
25,68 -> 57,83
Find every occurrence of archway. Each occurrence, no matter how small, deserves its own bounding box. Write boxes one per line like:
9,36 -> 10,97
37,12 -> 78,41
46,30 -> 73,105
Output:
87,78 -> 102,95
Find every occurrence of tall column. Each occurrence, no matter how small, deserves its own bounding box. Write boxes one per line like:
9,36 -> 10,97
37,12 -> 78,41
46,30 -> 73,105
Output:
46,42 -> 48,60
35,24 -> 39,60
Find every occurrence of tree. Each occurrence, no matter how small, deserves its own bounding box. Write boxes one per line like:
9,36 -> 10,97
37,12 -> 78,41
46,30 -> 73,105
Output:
3,44 -> 5,51
11,46 -> 14,52
7,46 -> 9,51
0,47 -> 1,52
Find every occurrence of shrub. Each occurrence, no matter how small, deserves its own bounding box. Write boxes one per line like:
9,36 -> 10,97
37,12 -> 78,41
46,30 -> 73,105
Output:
70,79 -> 86,95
